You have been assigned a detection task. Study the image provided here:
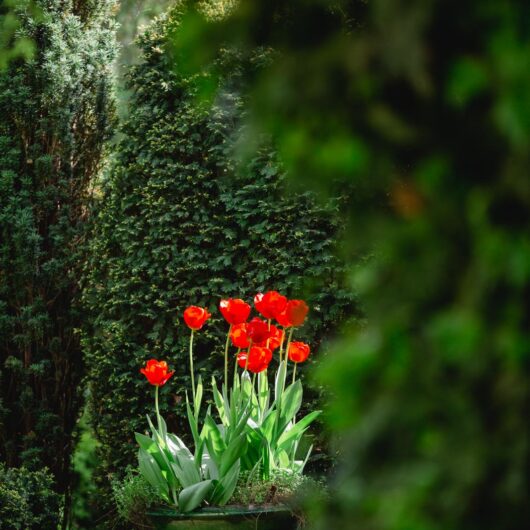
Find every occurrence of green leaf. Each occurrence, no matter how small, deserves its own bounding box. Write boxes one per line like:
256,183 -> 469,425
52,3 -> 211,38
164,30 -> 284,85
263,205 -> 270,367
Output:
219,433 -> 247,476
201,450 -> 219,480
186,394 -> 200,448
211,376 -> 228,425
275,361 -> 287,402
277,410 -> 321,450
210,460 -> 240,505
202,415 -> 226,465
260,410 -> 277,440
135,432 -> 156,453
178,480 -> 214,513
166,434 -> 201,487
279,380 -> 303,427
138,447 -> 169,500
258,371 -> 269,417
195,375 -> 203,421
146,414 -> 165,447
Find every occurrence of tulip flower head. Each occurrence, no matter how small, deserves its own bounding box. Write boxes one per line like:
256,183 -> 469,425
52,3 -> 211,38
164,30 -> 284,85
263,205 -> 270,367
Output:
288,342 -> 310,363
140,359 -> 174,386
246,317 -> 270,344
237,346 -> 273,373
184,306 -> 211,330
255,323 -> 282,351
219,298 -> 251,325
254,291 -> 287,320
275,299 -> 309,327
230,323 -> 250,349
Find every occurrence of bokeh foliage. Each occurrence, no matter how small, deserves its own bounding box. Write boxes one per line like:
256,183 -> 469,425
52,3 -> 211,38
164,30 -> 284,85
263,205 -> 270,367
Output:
169,1 -> 530,529
0,0 -> 116,512
0,0 -> 39,70
82,1 -> 355,518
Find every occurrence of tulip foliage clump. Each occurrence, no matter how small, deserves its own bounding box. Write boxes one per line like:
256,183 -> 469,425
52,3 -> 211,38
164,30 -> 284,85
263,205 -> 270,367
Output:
136,291 -> 318,512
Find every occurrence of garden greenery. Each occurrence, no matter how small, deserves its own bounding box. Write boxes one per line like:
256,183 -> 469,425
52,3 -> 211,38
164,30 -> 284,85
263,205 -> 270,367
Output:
135,294 -> 319,512
0,0 -> 116,512
0,464 -> 61,530
82,1 -> 355,517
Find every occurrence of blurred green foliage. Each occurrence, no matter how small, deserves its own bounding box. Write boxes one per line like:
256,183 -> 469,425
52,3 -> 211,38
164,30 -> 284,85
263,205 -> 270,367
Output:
0,0 -> 39,70
0,463 -> 61,529
169,0 -> 530,529
70,405 -> 101,529
0,0 -> 116,523
82,3 -> 356,524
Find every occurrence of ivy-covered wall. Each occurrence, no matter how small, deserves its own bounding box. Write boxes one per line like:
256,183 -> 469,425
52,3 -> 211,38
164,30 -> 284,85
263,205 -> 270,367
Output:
82,2 -> 356,502
0,0 -> 116,504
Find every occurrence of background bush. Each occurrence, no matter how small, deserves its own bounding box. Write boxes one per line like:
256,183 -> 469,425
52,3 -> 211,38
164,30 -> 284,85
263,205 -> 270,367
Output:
82,1 -> 356,518
171,1 -> 530,529
0,463 -> 61,530
0,0 -> 116,523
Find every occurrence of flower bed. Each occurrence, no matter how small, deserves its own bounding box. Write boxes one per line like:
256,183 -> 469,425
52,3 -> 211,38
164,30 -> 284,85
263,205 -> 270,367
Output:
135,291 -> 318,517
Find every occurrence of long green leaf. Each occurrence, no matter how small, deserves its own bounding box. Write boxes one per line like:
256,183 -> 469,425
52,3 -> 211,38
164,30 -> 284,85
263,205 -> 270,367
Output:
279,380 -> 303,428
211,376 -> 228,426
138,447 -> 169,500
186,394 -> 200,448
210,460 -> 240,506
178,480 -> 213,513
201,450 -> 219,480
277,410 -> 321,450
202,415 -> 226,465
258,371 -> 269,420
195,375 -> 203,421
219,433 -> 246,476
274,361 -> 287,402
135,432 -> 156,453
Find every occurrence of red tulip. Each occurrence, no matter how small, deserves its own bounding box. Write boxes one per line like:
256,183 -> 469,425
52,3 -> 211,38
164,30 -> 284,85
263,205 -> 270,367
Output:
275,308 -> 292,327
237,346 -> 272,373
140,359 -> 174,386
254,291 -> 287,320
275,299 -> 309,327
184,306 -> 211,330
288,342 -> 310,363
286,300 -> 309,326
255,324 -> 282,351
219,298 -> 251,325
230,323 -> 250,349
246,317 -> 270,344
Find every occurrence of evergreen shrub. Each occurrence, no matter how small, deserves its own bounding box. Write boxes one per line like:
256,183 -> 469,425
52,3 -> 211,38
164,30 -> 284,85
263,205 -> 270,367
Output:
82,1 -> 356,504
0,0 -> 116,499
0,463 -> 61,530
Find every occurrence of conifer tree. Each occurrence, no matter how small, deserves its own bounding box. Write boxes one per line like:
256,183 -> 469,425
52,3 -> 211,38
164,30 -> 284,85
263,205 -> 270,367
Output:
0,0 -> 116,506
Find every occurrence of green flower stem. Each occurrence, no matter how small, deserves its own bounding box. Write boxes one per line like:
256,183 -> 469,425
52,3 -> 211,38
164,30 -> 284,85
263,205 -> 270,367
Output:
155,385 -> 161,432
292,362 -> 297,385
285,327 -> 294,364
224,324 -> 232,390
233,347 -> 240,387
278,328 -> 286,363
244,340 -> 253,373
189,329 -> 196,407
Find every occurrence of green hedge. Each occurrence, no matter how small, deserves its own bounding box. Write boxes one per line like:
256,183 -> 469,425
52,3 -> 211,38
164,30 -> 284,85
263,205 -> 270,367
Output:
0,464 -> 61,529
0,0 -> 116,502
82,3 -> 355,509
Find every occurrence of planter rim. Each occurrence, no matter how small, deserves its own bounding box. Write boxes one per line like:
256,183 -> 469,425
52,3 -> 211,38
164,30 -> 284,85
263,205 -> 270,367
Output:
148,504 -> 292,520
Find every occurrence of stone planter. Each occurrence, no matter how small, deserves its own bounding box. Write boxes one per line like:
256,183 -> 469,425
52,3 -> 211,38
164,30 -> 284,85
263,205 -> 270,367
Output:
148,504 -> 300,530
